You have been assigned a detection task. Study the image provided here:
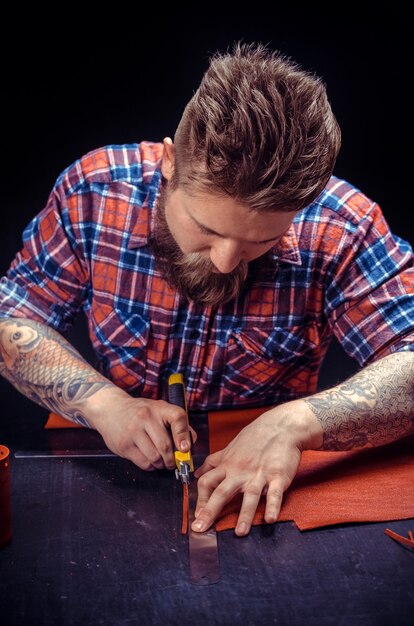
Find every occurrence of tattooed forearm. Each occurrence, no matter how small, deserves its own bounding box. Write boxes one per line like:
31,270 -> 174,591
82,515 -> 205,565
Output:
0,317 -> 113,426
304,351 -> 414,451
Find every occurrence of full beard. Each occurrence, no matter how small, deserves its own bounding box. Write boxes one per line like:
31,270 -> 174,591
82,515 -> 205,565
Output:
149,184 -> 264,307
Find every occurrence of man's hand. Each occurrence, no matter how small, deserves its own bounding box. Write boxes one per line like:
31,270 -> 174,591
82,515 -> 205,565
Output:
192,401 -> 322,536
84,386 -> 196,471
192,352 -> 414,536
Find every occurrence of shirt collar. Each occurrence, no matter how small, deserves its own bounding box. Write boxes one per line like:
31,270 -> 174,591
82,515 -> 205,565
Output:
127,165 -> 162,249
269,224 -> 302,266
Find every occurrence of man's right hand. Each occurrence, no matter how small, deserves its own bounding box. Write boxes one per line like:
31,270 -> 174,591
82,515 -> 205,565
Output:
84,386 -> 195,471
0,317 -> 193,472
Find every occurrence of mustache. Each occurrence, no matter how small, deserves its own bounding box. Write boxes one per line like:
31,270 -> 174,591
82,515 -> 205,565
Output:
149,231 -> 250,306
173,251 -> 249,305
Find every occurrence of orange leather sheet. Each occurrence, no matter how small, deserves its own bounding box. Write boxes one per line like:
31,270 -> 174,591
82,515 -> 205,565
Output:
45,409 -> 414,531
46,413 -> 83,428
209,407 -> 414,531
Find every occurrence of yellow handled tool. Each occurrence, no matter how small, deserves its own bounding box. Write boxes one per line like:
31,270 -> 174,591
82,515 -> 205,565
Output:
168,373 -> 194,483
168,374 -> 220,584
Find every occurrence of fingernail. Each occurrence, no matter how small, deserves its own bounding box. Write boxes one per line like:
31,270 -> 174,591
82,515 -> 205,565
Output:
180,440 -> 189,451
193,521 -> 205,532
237,522 -> 248,535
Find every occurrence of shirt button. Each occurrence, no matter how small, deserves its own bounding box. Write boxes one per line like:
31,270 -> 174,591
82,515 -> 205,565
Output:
189,330 -> 200,340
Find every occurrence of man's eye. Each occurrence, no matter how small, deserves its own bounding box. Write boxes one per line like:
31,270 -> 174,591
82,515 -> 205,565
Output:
199,226 -> 212,235
255,238 -> 279,246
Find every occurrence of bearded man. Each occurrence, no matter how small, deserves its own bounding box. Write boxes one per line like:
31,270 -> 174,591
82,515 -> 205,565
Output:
1,44 -> 413,536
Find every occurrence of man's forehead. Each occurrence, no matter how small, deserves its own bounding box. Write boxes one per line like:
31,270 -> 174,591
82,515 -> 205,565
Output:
171,186 -> 296,239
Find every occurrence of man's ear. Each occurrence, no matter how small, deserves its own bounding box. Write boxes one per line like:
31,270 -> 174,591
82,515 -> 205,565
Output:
161,137 -> 175,181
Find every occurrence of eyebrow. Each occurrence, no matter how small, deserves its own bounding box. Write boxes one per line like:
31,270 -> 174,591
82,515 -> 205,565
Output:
189,214 -> 282,245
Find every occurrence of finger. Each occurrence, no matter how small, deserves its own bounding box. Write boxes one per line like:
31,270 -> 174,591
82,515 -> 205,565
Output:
194,450 -> 223,478
264,480 -> 285,524
192,473 -> 239,533
234,480 -> 265,536
167,407 -> 191,453
122,440 -> 159,471
131,431 -> 165,470
144,421 -> 175,469
194,465 -> 225,517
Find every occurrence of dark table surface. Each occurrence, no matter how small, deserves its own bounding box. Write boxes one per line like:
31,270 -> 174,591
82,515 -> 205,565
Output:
1,395 -> 414,626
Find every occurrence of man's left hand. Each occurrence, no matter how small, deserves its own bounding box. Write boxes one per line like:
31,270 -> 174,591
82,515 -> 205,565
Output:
191,401 -> 321,536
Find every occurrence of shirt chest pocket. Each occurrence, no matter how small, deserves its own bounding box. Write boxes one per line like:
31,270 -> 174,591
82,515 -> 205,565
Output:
221,323 -> 320,401
88,300 -> 150,389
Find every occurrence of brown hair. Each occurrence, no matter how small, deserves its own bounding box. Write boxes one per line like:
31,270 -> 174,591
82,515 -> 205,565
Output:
172,43 -> 341,212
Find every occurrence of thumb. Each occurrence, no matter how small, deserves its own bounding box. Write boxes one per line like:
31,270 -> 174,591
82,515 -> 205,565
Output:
168,407 -> 191,452
194,450 -> 223,477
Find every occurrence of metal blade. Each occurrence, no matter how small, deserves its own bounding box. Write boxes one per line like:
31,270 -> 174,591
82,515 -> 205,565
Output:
188,478 -> 220,585
187,412 -> 220,585
14,450 -> 116,458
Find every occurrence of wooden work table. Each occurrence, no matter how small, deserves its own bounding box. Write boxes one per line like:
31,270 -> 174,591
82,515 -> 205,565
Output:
1,395 -> 413,626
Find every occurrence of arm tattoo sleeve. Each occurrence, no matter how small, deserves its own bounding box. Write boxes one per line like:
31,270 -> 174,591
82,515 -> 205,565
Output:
0,317 -> 113,427
304,351 -> 414,451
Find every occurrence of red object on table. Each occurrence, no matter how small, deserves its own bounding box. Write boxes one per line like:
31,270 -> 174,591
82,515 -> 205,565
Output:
0,445 -> 12,547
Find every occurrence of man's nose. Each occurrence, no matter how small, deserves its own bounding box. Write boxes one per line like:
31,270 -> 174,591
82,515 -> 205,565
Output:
210,241 -> 242,274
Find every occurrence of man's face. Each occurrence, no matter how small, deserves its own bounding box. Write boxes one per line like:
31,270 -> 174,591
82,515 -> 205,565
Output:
152,181 -> 296,306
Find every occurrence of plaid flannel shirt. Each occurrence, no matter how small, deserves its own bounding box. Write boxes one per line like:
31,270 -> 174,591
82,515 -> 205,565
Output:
1,142 -> 414,409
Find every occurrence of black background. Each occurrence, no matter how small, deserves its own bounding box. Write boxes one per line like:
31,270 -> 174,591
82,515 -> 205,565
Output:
1,8 -> 412,409
2,10 -> 412,260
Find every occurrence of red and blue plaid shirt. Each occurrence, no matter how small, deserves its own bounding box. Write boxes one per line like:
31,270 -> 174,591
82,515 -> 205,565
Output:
1,142 -> 414,409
